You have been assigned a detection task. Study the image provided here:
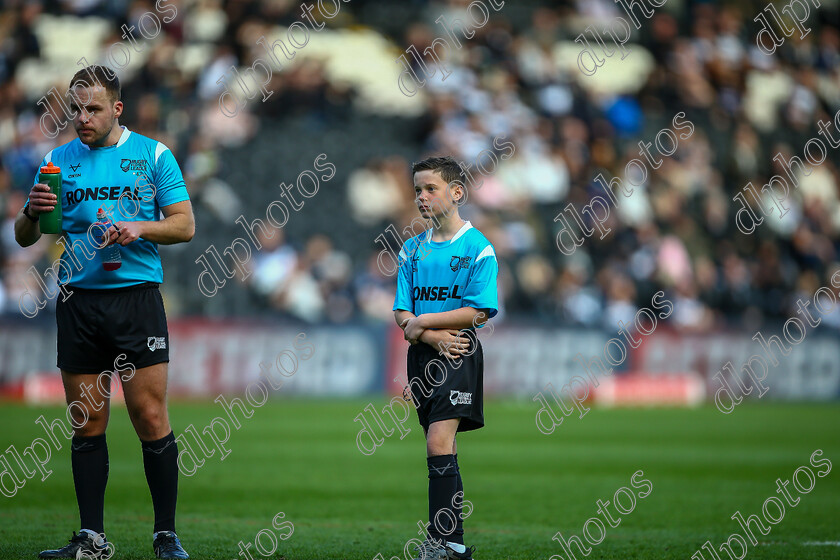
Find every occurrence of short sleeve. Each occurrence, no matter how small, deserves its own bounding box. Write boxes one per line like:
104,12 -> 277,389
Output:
152,144 -> 189,207
392,243 -> 415,313
462,244 -> 498,319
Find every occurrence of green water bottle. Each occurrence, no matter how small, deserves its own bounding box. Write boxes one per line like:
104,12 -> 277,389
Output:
38,162 -> 62,234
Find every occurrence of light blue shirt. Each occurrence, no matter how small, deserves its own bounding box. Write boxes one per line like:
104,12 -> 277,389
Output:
31,127 -> 189,288
393,221 -> 498,320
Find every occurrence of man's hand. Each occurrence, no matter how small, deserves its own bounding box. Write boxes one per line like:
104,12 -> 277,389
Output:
111,221 -> 144,245
27,183 -> 57,215
420,329 -> 471,360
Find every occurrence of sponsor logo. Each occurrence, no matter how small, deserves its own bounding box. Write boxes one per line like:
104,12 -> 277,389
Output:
449,256 -> 471,272
68,163 -> 82,178
120,159 -> 147,172
412,285 -> 462,301
450,390 -> 472,405
147,336 -> 167,351
65,185 -> 145,206
69,163 -> 81,172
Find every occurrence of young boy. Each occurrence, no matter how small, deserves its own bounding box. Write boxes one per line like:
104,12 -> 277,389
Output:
393,156 -> 498,560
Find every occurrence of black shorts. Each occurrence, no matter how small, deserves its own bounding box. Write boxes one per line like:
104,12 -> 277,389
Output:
56,282 -> 169,375
407,332 -> 484,433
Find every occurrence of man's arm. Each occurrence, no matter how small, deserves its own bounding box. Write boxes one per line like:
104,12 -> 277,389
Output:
15,183 -> 56,247
110,200 -> 195,245
15,208 -> 42,247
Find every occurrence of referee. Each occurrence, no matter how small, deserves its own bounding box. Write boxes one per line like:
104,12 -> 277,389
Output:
14,66 -> 194,559
393,156 -> 498,560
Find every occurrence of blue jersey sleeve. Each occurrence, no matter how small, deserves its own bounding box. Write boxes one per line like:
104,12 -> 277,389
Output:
393,242 -> 415,313
153,146 -> 189,207
462,245 -> 498,319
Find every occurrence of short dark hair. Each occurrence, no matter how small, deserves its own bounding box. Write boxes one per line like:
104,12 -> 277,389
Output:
69,65 -> 121,103
411,156 -> 465,188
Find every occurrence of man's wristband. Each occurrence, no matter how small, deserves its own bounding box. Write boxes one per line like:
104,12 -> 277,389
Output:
22,203 -> 39,222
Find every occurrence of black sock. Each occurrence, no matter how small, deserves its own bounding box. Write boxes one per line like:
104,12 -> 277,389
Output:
71,434 -> 108,535
141,431 -> 179,533
427,454 -> 458,543
452,454 -> 464,545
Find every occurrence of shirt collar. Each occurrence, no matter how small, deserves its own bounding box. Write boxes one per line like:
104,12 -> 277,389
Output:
79,126 -> 130,150
426,221 -> 472,244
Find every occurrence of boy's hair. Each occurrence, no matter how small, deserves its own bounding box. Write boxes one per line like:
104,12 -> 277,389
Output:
69,65 -> 121,103
411,156 -> 465,188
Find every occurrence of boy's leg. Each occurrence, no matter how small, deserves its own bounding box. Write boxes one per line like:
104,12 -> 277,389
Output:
453,449 -> 464,545
426,419 -> 460,544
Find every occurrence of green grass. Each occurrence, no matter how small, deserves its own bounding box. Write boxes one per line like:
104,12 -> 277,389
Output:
0,400 -> 838,559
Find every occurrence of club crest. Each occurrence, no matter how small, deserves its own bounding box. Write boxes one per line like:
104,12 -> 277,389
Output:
449,256 -> 471,272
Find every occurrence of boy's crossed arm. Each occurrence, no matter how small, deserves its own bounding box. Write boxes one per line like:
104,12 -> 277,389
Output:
394,307 -> 489,359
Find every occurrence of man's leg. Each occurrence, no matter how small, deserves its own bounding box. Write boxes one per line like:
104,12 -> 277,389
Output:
426,419 -> 460,545
122,362 -> 179,534
62,370 -> 112,536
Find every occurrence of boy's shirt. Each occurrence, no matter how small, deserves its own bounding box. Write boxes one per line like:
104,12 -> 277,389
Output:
393,221 -> 498,321
30,126 -> 190,288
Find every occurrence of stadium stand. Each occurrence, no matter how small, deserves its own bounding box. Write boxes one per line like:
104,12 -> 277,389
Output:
1,0 -> 839,333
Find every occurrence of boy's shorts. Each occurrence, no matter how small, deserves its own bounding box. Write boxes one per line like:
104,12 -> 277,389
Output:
406,331 -> 484,432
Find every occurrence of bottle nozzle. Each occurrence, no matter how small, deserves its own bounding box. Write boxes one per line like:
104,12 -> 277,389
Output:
40,162 -> 61,174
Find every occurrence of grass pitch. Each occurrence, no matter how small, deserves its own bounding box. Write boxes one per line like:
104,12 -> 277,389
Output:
0,400 -> 838,559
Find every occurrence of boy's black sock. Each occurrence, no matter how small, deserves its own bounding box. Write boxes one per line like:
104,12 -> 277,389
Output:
427,454 -> 458,543
452,454 -> 464,544
71,434 -> 109,534
141,431 -> 179,533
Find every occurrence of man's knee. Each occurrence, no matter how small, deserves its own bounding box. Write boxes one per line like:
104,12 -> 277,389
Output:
132,404 -> 169,438
69,408 -> 108,436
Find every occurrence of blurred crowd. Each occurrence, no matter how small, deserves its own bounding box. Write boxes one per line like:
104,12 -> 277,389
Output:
1,0 -> 839,332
